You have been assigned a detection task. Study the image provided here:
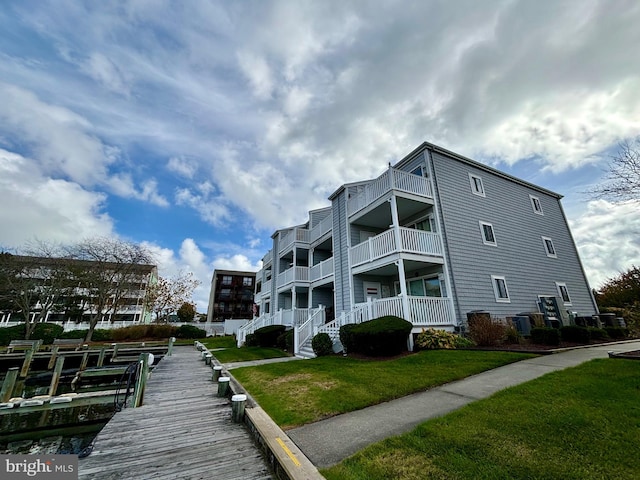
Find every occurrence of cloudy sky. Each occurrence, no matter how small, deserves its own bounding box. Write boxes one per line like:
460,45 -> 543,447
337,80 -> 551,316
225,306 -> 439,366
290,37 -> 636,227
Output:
1,0 -> 639,311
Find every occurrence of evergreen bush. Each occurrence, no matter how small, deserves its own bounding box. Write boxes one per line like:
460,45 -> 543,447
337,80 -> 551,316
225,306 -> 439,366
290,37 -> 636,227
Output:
560,325 -> 591,343
311,332 -> 334,356
604,326 -> 629,339
277,329 -> 294,352
175,324 -> 206,339
349,316 -> 412,356
254,325 -> 286,347
530,327 -> 560,345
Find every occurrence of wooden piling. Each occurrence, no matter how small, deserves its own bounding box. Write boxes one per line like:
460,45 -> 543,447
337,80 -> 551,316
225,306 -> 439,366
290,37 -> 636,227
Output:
1,367 -> 19,402
80,351 -> 90,371
217,377 -> 230,397
48,356 -> 65,397
133,353 -> 151,408
20,348 -> 36,378
212,366 -> 223,382
167,337 -> 176,356
48,345 -> 60,369
231,394 -> 247,422
205,353 -> 212,365
97,346 -> 107,367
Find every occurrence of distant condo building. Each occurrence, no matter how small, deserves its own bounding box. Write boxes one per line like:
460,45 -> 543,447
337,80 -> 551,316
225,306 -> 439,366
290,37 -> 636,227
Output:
206,269 -> 257,322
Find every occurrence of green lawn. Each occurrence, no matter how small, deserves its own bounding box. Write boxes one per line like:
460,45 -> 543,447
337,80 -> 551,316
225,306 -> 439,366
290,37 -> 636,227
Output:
322,358 -> 640,480
211,346 -> 290,363
200,335 -> 238,349
232,350 -> 534,429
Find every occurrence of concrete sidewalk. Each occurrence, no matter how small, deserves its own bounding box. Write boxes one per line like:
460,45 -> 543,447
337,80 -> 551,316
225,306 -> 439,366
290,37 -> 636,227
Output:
286,340 -> 640,469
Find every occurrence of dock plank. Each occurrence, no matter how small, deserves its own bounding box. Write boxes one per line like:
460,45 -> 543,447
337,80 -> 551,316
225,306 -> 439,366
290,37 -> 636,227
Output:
78,346 -> 273,480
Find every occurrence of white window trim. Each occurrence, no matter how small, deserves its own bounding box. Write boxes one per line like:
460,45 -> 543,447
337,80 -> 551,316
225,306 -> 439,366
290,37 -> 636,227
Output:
530,195 -> 544,215
491,275 -> 511,303
555,282 -> 572,305
469,173 -> 485,197
542,236 -> 557,258
411,165 -> 425,177
479,221 -> 497,246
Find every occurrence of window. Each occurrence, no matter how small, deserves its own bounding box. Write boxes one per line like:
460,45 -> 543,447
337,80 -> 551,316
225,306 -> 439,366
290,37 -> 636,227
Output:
395,275 -> 446,298
218,288 -> 231,299
479,221 -> 497,246
469,173 -> 485,197
542,236 -> 557,258
409,215 -> 436,232
243,276 -> 253,286
530,195 -> 544,215
555,282 -> 572,305
411,165 -> 424,176
491,275 -> 510,303
221,275 -> 232,285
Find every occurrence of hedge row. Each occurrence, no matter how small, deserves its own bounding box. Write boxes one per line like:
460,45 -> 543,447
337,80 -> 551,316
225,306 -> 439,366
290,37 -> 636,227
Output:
340,316 -> 412,356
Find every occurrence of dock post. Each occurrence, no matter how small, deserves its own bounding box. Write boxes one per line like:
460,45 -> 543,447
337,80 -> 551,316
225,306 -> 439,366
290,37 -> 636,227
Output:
133,353 -> 151,407
205,353 -> 212,365
231,394 -> 247,422
217,377 -> 230,397
167,337 -> 176,356
1,367 -> 19,402
20,348 -> 36,378
48,345 -> 60,369
80,351 -> 90,371
212,366 -> 223,382
111,343 -> 119,361
48,356 -> 65,397
97,346 -> 107,367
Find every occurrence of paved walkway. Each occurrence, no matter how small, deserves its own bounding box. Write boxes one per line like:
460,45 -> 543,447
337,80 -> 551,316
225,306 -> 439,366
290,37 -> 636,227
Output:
286,340 -> 640,469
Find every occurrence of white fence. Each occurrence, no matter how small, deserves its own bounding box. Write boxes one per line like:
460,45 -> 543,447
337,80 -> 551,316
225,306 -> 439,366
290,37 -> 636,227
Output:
350,228 -> 442,267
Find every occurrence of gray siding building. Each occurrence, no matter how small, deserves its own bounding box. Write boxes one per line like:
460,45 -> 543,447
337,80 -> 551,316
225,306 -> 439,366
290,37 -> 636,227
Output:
248,142 -> 598,353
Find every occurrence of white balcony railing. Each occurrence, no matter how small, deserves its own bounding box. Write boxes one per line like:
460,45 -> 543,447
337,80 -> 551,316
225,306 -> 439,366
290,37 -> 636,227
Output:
310,257 -> 334,282
279,227 -> 311,255
277,266 -> 310,288
310,214 -> 333,243
262,250 -> 273,265
347,168 -> 432,216
349,228 -> 442,267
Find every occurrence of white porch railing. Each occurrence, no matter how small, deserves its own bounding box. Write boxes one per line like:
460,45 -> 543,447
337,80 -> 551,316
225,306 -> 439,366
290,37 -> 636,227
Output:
310,214 -> 333,243
236,307 -> 324,347
317,296 -> 456,347
310,257 -> 334,282
293,306 -> 326,355
350,228 -> 442,267
277,266 -> 310,288
262,249 -> 273,265
347,168 -> 433,216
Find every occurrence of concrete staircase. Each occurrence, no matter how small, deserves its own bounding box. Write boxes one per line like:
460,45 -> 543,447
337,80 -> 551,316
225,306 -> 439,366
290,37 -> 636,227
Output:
296,340 -> 316,359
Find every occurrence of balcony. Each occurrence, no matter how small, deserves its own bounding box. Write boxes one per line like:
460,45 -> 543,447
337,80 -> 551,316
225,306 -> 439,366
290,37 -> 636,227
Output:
310,257 -> 334,283
277,266 -> 310,289
349,227 -> 443,267
347,168 -> 432,217
262,250 -> 273,265
279,227 -> 310,255
310,214 -> 332,243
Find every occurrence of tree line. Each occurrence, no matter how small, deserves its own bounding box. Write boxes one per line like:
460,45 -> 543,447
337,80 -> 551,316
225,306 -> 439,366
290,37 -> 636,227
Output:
0,237 -> 199,342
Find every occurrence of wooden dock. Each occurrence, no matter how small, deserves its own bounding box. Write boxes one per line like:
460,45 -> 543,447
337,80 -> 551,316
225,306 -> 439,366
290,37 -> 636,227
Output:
78,346 -> 273,480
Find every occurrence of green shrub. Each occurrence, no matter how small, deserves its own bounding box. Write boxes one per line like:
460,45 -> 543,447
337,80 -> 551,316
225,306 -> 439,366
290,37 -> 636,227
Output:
531,327 -> 560,345
31,323 -> 64,344
147,324 -> 175,339
560,325 -> 591,343
311,332 -> 334,356
276,329 -> 294,352
339,323 -> 358,353
254,325 -> 286,347
587,327 -> 609,340
244,333 -> 259,347
349,316 -> 412,356
111,325 -> 149,341
415,328 -> 457,350
0,325 -> 26,346
175,324 -> 206,339
454,336 -> 476,348
604,327 -> 629,339
468,316 -> 506,346
504,323 -> 522,345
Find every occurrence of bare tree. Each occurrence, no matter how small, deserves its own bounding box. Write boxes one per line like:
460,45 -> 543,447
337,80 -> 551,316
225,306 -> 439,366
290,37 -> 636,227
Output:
64,237 -> 155,342
588,138 -> 640,203
145,272 -> 200,322
0,250 -> 70,339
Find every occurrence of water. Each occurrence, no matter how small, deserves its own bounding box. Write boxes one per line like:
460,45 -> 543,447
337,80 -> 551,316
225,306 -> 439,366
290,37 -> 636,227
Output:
0,422 -> 106,456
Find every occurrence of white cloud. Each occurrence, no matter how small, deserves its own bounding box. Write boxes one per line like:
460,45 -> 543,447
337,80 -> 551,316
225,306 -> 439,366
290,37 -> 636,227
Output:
108,174 -> 169,207
571,200 -> 640,289
81,52 -> 130,96
167,156 -> 197,179
237,51 -> 274,100
212,254 -> 260,272
0,148 -> 113,248
175,183 -> 231,226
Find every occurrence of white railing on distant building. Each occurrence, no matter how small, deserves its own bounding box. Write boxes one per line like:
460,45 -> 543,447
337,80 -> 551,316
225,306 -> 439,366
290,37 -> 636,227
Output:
310,214 -> 333,243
